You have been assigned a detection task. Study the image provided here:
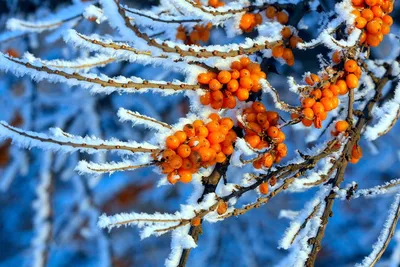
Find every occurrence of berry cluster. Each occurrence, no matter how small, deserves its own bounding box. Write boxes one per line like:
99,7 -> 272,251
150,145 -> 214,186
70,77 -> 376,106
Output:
352,0 -> 394,47
199,57 -> 266,109
271,26 -> 303,66
240,102 -> 288,169
239,5 -> 289,32
176,23 -> 212,45
160,114 -> 237,184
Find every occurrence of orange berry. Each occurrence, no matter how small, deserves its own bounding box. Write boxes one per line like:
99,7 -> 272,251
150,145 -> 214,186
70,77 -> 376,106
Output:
352,0 -> 364,5
209,113 -> 220,121
262,153 -> 274,168
302,118 -> 313,127
275,131 -> 286,143
335,120 -> 349,132
361,9 -> 374,21
209,79 -> 222,91
320,97 -> 334,111
266,111 -> 279,125
255,13 -> 263,25
181,158 -> 193,170
267,126 -> 280,138
371,6 -> 383,18
240,14 -> 255,30
175,131 -> 187,143
240,57 -> 251,66
366,33 -> 381,47
166,135 -> 180,150
240,69 -> 251,77
226,130 -> 237,142
272,45 -> 284,58
206,120 -> 220,132
169,155 -> 183,169
247,122 -> 262,135
217,70 -> 232,84
350,157 -> 360,164
231,69 -> 240,79
178,169 -> 192,183
198,73 -> 211,84
289,36 -> 302,49
346,74 -> 359,89
322,88 -> 333,98
381,23 -> 390,35
231,61 -> 243,70
331,97 -> 339,109
211,90 -> 224,102
193,120 -> 204,128
208,131 -> 225,144
183,124 -> 196,137
198,147 -> 213,162
257,113 -> 268,125
163,149 -> 176,161
217,201 -> 228,215
282,48 -> 294,61
302,98 -> 316,108
277,11 -> 289,24
311,89 -> 322,99
253,159 -> 263,169
237,88 -> 250,101
303,107 -> 315,119
191,217 -> 201,226
240,77 -> 253,89
332,51 -> 341,64
336,80 -> 348,95
360,31 -> 367,44
259,182 -> 269,194
266,6 -> 277,19
355,17 -> 367,29
366,20 -> 381,34
281,26 -> 292,39
215,151 -> 226,163
245,135 -> 261,148
221,144 -> 234,155
382,15 -> 393,26
227,79 -> 239,92
195,126 -> 209,137
305,73 -> 320,86
276,143 -> 288,157
365,0 -> 377,6
312,102 -> 325,116
252,101 -> 266,113
200,92 -> 211,105
223,95 -> 237,109
220,118 -> 234,129
329,85 -> 340,96
344,59 -> 358,73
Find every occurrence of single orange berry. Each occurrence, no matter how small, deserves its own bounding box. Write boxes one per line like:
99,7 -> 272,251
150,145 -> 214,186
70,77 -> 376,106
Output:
303,107 -> 315,120
335,121 -> 349,132
259,182 -> 269,194
265,6 -> 277,19
361,9 -> 374,21
344,59 -> 358,73
217,201 -> 228,215
217,70 -> 232,84
262,153 -> 274,168
227,79 -> 239,92
272,45 -> 284,58
281,26 -> 292,39
312,102 -> 325,116
332,51 -> 341,64
267,126 -> 280,138
209,79 -> 222,91
169,155 -> 183,169
198,73 -> 211,84
236,88 -> 250,101
166,135 -> 180,150
245,135 -> 261,148
183,124 -> 196,137
382,15 -> 393,26
175,131 -> 187,143
240,57 -> 251,66
178,169 -> 193,183
366,19 -> 382,34
355,17 -> 367,29
220,118 -> 234,129
277,11 -> 289,24
240,13 -> 255,30
346,74 -> 359,89
191,217 -> 201,226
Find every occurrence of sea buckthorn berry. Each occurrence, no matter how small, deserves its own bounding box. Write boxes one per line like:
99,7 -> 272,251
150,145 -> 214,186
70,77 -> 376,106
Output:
191,217 -> 201,227
361,9 -> 374,21
275,131 -> 286,143
281,27 -> 292,39
211,90 -> 224,102
209,79 -> 222,91
163,149 -> 176,161
355,17 -> 367,29
193,120 -> 204,128
217,70 -> 232,84
247,122 -> 262,134
332,51 -> 342,64
231,61 -> 243,70
245,135 -> 261,148
303,107 -> 315,120
161,162 -> 175,174
178,169 -> 192,183
329,85 -> 340,96
346,74 -> 359,89
269,176 -> 277,186
237,88 -> 250,101
381,23 -> 390,35
240,69 -> 251,77
220,118 -> 234,129
352,0 -> 364,5
367,33 -> 381,47
371,5 -> 383,18
267,126 -> 280,138
266,6 -> 277,19
312,102 -> 325,116
366,19 -> 381,34
282,48 -> 294,61
217,201 -> 228,215
195,126 -> 209,137
240,13 -> 255,30
266,111 -> 279,125
231,69 -> 240,80
200,92 -> 211,105
335,120 -> 349,132
322,88 -> 334,98
209,113 -> 220,121
166,135 -> 180,150
216,152 -> 226,163
331,97 -> 339,109
227,79 -> 239,92
350,157 -> 360,164
302,118 -> 313,127
276,143 -> 288,157
253,159 -> 263,169
262,153 -> 274,168
382,15 -> 393,26
311,89 -> 322,99
183,124 -> 196,137
240,57 -> 251,66
169,155 -> 183,169
181,158 -> 193,170
336,80 -> 348,95
352,144 -> 363,159
365,0 -> 377,6
277,11 -> 289,24
344,59 -> 358,73
320,97 -> 334,111
252,102 -> 266,113
305,74 -> 320,86
222,144 -> 234,155
208,131 -> 225,144
206,120 -> 220,132
259,182 -> 269,194
272,45 -> 284,58
289,36 -> 302,49
257,113 -> 268,125
198,73 -> 211,84
240,77 -> 253,89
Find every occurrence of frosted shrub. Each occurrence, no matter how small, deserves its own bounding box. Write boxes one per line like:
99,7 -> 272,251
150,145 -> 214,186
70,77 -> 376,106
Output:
0,0 -> 399,266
